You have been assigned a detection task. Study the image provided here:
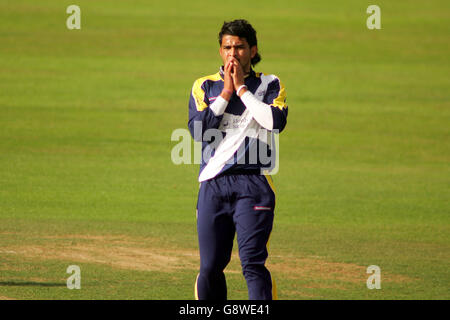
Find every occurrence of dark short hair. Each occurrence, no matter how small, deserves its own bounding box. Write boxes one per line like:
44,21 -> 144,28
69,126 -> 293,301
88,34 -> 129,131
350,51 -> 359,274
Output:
218,19 -> 261,66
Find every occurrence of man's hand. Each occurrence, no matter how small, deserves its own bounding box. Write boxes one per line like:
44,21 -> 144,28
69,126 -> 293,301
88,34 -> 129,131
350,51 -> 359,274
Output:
220,58 -> 234,101
230,58 -> 247,97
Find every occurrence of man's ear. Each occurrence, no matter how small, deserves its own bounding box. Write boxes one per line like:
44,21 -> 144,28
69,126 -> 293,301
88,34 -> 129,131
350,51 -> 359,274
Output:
251,45 -> 258,59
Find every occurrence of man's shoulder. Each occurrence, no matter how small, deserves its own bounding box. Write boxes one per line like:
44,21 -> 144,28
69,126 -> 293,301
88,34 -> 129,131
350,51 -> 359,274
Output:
256,72 -> 282,83
193,72 -> 222,87
256,72 -> 286,93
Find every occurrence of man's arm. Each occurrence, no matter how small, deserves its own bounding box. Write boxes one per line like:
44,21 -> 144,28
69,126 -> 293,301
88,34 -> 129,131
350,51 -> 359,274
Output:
208,59 -> 235,116
240,77 -> 287,132
188,60 -> 238,140
188,78 -> 229,141
231,60 -> 288,132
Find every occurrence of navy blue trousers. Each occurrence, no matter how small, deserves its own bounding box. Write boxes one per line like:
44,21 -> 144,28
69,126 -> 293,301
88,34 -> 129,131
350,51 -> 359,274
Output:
195,173 -> 275,300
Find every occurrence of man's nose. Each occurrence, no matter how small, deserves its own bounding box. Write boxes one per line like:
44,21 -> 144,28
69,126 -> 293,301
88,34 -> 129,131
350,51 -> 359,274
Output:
229,47 -> 237,57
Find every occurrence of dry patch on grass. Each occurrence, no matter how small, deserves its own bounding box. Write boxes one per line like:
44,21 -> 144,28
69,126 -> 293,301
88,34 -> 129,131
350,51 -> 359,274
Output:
268,256 -> 367,285
0,234 -> 198,272
0,233 -> 414,287
267,255 -> 413,288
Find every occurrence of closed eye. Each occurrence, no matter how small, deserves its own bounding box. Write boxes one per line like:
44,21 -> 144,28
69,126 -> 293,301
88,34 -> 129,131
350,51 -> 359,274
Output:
223,45 -> 246,50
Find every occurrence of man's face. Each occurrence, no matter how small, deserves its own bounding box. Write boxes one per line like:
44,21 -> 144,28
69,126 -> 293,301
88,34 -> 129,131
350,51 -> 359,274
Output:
219,35 -> 257,73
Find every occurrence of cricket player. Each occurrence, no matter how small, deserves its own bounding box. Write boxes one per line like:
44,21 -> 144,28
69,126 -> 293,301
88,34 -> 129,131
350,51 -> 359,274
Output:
188,19 -> 288,300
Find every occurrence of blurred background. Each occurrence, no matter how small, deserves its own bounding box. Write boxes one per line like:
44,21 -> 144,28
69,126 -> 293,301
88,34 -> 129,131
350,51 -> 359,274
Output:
0,0 -> 448,299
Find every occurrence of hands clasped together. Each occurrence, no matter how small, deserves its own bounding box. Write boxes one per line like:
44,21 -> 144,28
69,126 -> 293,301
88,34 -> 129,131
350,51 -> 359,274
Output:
221,57 -> 248,101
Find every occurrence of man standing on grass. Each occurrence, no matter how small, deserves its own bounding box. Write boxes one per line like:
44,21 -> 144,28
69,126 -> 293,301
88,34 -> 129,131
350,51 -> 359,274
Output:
188,19 -> 288,300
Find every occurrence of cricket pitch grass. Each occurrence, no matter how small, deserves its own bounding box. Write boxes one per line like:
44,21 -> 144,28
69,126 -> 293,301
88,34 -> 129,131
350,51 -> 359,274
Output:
0,0 -> 449,299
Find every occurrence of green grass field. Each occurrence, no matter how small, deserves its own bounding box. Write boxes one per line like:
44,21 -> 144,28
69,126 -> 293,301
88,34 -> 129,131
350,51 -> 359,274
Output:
0,0 -> 449,300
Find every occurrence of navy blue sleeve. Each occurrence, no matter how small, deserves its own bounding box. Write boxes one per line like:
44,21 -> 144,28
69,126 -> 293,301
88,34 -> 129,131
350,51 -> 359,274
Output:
188,79 -> 223,141
263,78 -> 288,133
